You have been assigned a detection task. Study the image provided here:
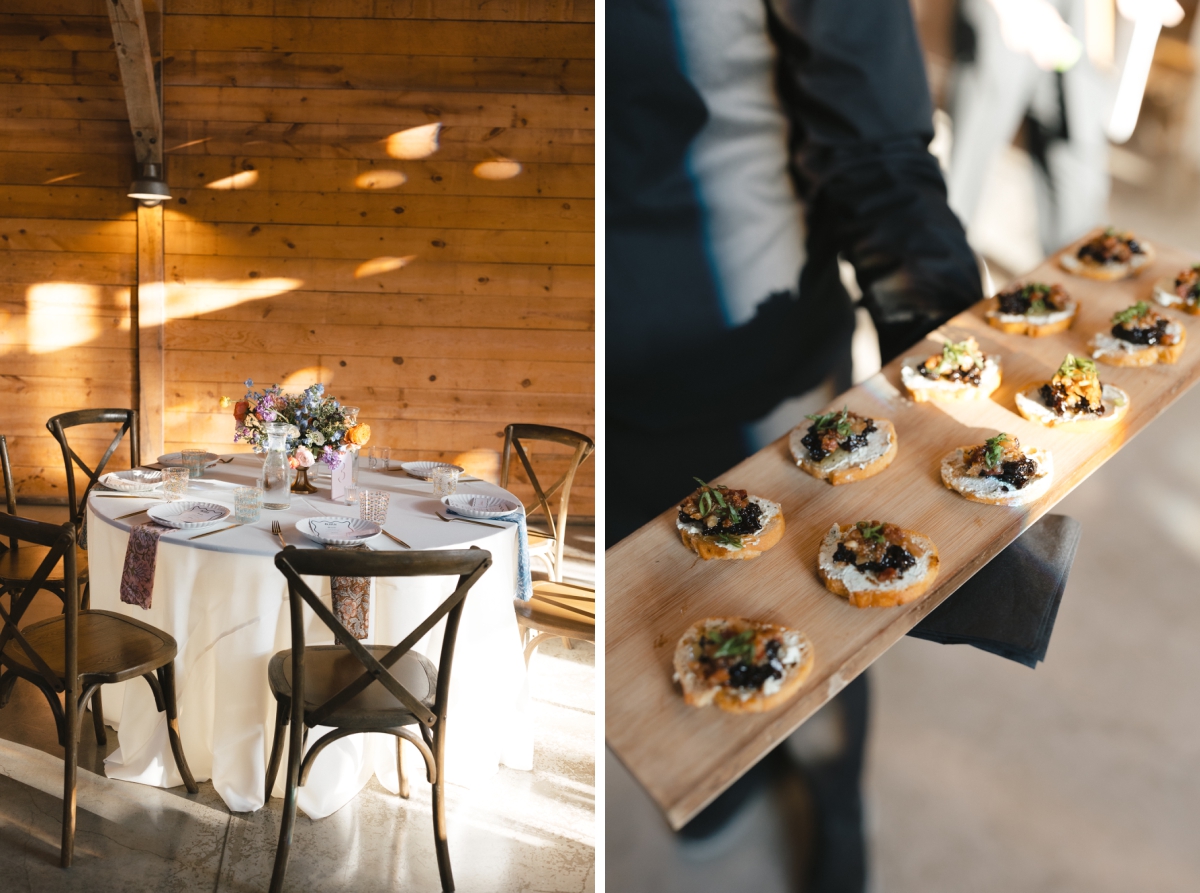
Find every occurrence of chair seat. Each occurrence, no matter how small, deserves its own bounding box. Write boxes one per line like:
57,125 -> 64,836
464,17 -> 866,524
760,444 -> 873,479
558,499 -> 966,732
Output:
0,610 -> 177,684
514,580 -> 595,640
0,544 -> 88,585
268,645 -> 437,730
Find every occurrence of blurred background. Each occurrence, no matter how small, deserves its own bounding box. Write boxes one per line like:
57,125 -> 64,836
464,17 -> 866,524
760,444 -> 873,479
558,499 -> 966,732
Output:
608,1 -> 1200,890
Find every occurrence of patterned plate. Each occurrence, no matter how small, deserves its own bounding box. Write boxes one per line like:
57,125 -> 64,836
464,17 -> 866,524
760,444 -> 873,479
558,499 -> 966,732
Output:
157,451 -> 220,467
146,501 -> 231,529
400,461 -> 465,481
296,516 -> 382,546
441,493 -> 520,520
98,469 -> 163,492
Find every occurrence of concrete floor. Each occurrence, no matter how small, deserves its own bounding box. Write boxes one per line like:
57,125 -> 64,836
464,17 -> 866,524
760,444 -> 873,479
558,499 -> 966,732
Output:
0,515 -> 596,892
606,157 -> 1200,890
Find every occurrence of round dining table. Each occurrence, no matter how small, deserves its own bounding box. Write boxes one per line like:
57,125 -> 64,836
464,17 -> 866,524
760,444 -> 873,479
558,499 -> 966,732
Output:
86,454 -> 532,818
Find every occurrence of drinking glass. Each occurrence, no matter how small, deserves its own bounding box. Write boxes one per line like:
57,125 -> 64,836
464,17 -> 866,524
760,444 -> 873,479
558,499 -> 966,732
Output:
182,449 -> 207,479
359,489 -> 390,522
234,486 -> 262,523
431,465 -> 459,499
163,467 -> 189,502
369,446 -> 391,471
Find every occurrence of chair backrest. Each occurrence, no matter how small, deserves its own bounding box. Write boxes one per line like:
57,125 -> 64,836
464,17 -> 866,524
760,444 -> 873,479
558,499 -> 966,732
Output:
0,513 -> 78,694
500,424 -> 594,568
1,435 -> 17,552
46,409 -> 140,530
273,547 -> 493,730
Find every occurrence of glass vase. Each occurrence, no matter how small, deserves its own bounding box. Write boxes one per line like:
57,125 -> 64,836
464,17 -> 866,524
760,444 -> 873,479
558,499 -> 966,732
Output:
262,422 -> 292,510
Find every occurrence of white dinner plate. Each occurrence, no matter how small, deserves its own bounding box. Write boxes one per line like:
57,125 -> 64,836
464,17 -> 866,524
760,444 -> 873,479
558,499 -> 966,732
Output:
400,461 -> 465,481
147,501 -> 231,529
158,451 -> 220,467
296,516 -> 382,546
98,469 -> 163,492
441,494 -> 520,520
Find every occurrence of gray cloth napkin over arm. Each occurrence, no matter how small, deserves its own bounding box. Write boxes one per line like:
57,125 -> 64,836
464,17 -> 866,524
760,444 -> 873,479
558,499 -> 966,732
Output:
907,514 -> 1081,668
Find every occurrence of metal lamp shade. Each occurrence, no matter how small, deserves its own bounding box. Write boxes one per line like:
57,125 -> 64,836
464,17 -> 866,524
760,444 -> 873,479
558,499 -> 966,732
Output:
128,163 -> 172,205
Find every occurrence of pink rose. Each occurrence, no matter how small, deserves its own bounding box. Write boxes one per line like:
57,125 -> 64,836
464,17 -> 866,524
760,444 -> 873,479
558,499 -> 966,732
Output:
293,446 -> 315,468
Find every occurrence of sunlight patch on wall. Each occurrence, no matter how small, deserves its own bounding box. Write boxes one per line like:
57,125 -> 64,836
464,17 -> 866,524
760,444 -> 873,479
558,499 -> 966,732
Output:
355,170 -> 407,189
162,278 -> 304,321
24,283 -> 101,354
282,366 -> 336,392
43,172 -> 81,185
354,256 -> 416,279
473,159 -> 522,180
385,123 -> 440,160
206,170 -> 259,190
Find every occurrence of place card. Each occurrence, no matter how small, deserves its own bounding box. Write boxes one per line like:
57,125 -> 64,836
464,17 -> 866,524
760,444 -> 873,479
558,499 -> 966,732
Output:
331,457 -> 353,502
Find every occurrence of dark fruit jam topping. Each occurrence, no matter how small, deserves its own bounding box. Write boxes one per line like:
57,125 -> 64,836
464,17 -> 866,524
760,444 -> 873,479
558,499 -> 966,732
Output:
920,363 -> 982,385
833,542 -> 916,576
801,418 -> 877,462
1113,317 -> 1172,345
997,283 -> 1067,316
995,456 -> 1039,490
1040,382 -> 1103,415
695,635 -> 785,690
678,500 -> 763,538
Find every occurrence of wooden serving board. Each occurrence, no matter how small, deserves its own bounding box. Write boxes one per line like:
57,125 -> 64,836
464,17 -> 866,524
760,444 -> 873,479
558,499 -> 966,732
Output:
605,237 -> 1200,830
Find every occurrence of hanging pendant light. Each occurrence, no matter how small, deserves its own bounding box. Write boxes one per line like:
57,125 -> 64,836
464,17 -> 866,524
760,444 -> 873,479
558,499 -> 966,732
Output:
128,162 -> 172,206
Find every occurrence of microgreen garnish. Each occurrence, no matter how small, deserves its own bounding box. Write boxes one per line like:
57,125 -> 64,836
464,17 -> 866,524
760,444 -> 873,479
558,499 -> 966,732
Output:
712,629 -> 754,658
855,521 -> 886,545
1112,302 -> 1150,326
805,406 -> 854,438
1028,298 -> 1048,315
984,433 -> 1008,469
714,533 -> 744,550
1056,353 -> 1096,377
691,477 -> 741,524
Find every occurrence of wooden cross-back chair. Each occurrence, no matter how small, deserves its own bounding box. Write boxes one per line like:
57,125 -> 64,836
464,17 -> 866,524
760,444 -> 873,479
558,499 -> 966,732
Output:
45,408 -> 140,533
500,424 -> 594,583
265,546 -> 493,893
0,513 -> 196,867
0,434 -> 106,742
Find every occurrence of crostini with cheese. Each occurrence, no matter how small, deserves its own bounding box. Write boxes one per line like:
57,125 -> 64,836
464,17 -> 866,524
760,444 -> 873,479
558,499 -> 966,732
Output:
1015,354 -> 1130,429
1088,301 -> 1185,366
900,337 -> 1001,403
1059,228 -> 1154,281
986,281 -> 1078,336
940,433 -> 1054,506
1153,264 -> 1200,315
789,406 -> 897,485
817,521 -> 939,608
676,479 -> 784,561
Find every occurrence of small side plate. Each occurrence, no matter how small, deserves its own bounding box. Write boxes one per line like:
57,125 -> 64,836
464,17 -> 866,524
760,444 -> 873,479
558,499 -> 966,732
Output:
441,493 -> 520,520
158,451 -> 220,466
99,469 -> 163,492
147,501 -> 231,529
296,516 -> 382,546
400,461 -> 465,481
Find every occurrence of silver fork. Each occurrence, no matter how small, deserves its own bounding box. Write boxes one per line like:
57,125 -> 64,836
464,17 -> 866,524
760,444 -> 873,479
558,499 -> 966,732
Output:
270,520 -> 288,549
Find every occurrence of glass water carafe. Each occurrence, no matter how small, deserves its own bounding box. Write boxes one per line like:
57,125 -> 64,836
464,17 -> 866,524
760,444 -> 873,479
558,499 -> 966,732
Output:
262,422 -> 292,510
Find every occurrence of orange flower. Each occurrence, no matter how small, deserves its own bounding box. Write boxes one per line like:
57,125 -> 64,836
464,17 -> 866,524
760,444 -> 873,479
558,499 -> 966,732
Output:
346,423 -> 371,446
233,400 -> 249,422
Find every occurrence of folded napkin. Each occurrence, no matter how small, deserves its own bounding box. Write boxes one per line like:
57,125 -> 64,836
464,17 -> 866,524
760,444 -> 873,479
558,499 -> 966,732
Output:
907,514 -> 1080,668
329,544 -> 372,640
119,522 -> 171,609
448,507 -> 532,601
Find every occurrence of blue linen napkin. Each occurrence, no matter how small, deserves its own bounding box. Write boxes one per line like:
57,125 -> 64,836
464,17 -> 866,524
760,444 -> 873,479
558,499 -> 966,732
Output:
447,506 -> 532,601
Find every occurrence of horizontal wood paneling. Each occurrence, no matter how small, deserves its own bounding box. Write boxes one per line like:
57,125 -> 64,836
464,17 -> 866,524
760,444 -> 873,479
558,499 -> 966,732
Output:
0,8 -> 593,512
3,1 -> 594,23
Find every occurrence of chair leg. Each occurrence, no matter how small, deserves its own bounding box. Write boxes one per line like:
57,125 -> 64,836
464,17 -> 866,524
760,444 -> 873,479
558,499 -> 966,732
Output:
432,722 -> 454,892
561,637 -> 573,650
269,710 -> 306,893
264,697 -> 289,799
61,682 -> 79,868
159,664 -> 198,794
90,688 -> 107,745
396,736 -> 410,799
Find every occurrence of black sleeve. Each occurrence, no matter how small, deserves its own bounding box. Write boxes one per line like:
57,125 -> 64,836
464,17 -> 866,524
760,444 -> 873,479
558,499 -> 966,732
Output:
766,0 -> 983,362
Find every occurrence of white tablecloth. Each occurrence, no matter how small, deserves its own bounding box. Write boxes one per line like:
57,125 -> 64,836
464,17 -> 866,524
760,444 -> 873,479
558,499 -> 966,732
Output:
87,455 -> 532,818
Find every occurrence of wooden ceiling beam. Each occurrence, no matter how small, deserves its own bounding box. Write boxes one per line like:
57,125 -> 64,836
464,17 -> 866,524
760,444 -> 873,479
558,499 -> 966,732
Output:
105,0 -> 162,165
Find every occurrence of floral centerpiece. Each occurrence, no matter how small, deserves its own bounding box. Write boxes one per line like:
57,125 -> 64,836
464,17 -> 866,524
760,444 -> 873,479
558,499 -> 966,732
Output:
223,381 -> 370,491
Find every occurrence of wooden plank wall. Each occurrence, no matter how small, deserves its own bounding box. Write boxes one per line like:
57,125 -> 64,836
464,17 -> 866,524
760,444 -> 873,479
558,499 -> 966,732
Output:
0,4 -> 138,495
0,0 -> 595,513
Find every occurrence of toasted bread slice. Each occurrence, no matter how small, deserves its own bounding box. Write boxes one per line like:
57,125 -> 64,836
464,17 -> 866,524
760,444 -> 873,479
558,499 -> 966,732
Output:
1059,235 -> 1154,281
985,303 -> 1077,337
790,418 -> 897,485
1089,323 -> 1186,366
673,617 -> 815,714
900,356 -> 1001,403
1153,277 -> 1200,315
817,523 -> 939,608
940,445 -> 1054,506
677,496 -> 784,561
1014,383 -> 1129,429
